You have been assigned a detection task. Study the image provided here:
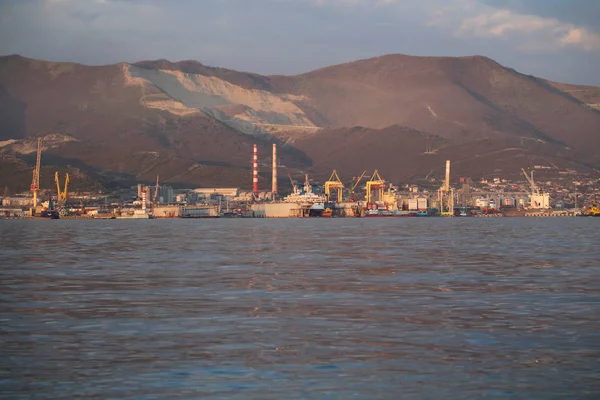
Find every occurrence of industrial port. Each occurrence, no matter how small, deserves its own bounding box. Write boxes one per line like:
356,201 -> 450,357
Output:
1,140 -> 599,219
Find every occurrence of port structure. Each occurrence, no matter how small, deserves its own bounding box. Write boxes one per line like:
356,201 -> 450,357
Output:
54,171 -> 70,216
288,172 -> 298,193
437,160 -> 454,216
365,170 -> 386,204
54,172 -> 69,203
521,168 -> 550,209
521,168 -> 540,195
30,138 -> 42,210
324,170 -> 344,203
153,175 -> 160,205
349,170 -> 367,202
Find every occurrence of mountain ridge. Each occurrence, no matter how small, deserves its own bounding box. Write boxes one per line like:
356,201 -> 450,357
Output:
1,53 -> 599,192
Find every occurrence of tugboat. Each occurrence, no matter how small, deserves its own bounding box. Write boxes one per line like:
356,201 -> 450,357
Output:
320,208 -> 333,217
38,200 -> 60,219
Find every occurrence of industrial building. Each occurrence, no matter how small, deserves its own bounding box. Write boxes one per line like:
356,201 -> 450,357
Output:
193,188 -> 239,198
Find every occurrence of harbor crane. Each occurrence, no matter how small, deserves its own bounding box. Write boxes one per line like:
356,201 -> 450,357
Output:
521,168 -> 541,195
30,138 -> 42,210
54,171 -> 69,216
54,172 -> 69,203
349,170 -> 367,202
324,170 -> 344,202
153,175 -> 159,205
437,160 -> 454,216
288,172 -> 299,193
521,168 -> 550,209
365,170 -> 386,204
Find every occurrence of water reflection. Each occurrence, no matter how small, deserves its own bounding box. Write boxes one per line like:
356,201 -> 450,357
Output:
1,219 -> 599,399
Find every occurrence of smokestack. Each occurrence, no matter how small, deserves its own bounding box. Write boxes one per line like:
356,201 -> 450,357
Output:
142,189 -> 147,211
445,160 -> 451,192
253,144 -> 259,198
272,144 -> 277,200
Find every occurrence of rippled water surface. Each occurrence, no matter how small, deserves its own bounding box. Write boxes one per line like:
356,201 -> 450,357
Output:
1,218 -> 600,399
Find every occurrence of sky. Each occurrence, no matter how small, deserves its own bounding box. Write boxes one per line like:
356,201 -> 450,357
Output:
0,0 -> 599,85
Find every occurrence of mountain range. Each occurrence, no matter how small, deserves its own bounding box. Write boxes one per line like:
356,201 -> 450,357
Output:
1,53 -> 599,193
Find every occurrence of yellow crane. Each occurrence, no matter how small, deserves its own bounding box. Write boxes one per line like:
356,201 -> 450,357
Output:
324,169 -> 344,202
54,172 -> 69,203
30,138 -> 42,210
365,170 -> 385,204
54,171 -> 69,217
437,160 -> 454,216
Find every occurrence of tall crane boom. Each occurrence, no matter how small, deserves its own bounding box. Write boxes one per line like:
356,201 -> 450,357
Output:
30,138 -> 42,207
521,168 -> 539,195
153,175 -> 159,204
288,173 -> 298,193
63,173 -> 69,201
438,160 -> 454,216
55,172 -> 61,201
349,170 -> 367,202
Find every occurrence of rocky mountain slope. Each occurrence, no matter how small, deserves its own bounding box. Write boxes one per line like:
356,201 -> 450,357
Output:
0,54 -> 598,192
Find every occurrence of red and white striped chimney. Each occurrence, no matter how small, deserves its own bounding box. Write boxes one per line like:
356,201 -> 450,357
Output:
253,144 -> 259,198
272,143 -> 277,200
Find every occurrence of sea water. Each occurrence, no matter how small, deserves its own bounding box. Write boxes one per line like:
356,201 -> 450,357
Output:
1,218 -> 599,399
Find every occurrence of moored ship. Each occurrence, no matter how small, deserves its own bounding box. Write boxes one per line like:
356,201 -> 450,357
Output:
284,174 -> 328,216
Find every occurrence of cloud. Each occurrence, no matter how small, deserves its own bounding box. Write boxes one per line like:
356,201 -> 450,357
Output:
558,27 -> 600,51
481,0 -> 600,30
1,0 -> 599,84
457,9 -> 600,52
300,0 -> 401,7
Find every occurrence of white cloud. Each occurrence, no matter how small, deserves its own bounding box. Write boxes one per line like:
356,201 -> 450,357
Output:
557,27 -> 600,52
308,0 -> 401,7
457,9 -> 600,52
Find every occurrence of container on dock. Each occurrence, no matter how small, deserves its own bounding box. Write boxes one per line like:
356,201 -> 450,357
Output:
408,199 -> 419,211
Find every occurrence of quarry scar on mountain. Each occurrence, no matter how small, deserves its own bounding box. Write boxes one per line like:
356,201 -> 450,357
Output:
127,64 -> 316,135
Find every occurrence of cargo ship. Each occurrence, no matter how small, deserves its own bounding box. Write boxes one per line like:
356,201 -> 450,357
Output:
284,174 -> 326,206
284,174 -> 328,216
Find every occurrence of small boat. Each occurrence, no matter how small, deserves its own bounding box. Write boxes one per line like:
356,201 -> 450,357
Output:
320,208 -> 333,217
